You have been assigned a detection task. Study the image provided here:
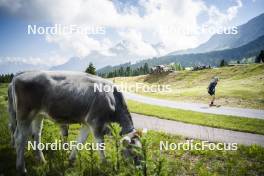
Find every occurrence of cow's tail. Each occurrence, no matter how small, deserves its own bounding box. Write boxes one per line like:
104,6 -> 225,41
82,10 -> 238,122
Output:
7,82 -> 17,146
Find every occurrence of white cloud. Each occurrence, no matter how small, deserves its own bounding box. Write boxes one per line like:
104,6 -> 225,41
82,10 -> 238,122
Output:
0,57 -> 41,65
137,0 -> 206,51
0,56 -> 64,66
0,0 -> 21,12
119,30 -> 157,56
0,0 -> 243,65
46,33 -> 112,58
204,0 -> 243,27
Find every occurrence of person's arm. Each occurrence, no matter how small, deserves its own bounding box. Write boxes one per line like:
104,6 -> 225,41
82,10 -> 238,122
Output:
212,82 -> 217,92
208,82 -> 212,90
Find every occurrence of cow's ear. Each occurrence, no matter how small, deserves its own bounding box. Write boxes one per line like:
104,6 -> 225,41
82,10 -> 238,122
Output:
135,128 -> 148,137
134,131 -> 142,137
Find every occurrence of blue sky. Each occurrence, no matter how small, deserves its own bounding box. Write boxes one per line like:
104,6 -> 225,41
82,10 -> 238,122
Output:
0,0 -> 263,67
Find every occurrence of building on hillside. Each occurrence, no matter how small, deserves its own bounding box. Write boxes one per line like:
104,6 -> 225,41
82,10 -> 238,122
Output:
151,65 -> 173,73
192,65 -> 211,71
185,67 -> 193,71
228,63 -> 249,67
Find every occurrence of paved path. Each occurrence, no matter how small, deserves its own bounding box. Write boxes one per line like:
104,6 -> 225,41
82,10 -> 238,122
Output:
125,92 -> 264,119
132,113 -> 264,146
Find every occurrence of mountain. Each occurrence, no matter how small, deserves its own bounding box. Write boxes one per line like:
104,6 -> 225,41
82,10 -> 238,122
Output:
50,57 -> 88,71
50,40 -> 154,72
50,53 -> 137,72
0,61 -> 48,74
98,35 -> 264,74
2,13 -> 263,75
51,12 -> 264,73
169,13 -> 264,55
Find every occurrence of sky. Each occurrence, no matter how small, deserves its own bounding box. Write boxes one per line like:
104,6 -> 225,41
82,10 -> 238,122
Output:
0,0 -> 263,68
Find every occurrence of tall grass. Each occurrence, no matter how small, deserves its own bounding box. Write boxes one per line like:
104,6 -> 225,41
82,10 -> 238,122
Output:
0,114 -> 264,175
0,83 -> 264,175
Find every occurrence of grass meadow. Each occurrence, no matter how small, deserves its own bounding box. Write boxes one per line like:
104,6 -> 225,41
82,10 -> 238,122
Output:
0,83 -> 264,175
113,64 -> 264,109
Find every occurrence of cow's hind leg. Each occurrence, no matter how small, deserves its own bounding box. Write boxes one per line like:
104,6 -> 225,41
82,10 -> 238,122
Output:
31,116 -> 46,163
7,84 -> 16,147
8,107 -> 16,147
69,125 -> 90,164
60,124 -> 69,142
14,113 -> 33,175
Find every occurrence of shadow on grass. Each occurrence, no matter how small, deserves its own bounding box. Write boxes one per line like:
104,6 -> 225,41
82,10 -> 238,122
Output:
0,146 -> 17,176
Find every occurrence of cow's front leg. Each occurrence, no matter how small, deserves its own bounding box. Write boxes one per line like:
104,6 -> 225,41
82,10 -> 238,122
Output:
95,135 -> 106,162
92,126 -> 106,162
15,120 -> 31,175
69,125 -> 90,164
31,116 -> 46,163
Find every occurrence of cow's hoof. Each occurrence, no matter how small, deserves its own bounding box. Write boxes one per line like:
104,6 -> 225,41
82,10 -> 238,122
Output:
101,158 -> 107,164
10,142 -> 15,148
10,139 -> 15,148
17,167 -> 27,176
35,155 -> 46,164
68,158 -> 76,167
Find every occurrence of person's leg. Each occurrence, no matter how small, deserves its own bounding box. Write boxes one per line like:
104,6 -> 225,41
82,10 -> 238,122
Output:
212,95 -> 215,105
209,93 -> 215,106
210,94 -> 215,106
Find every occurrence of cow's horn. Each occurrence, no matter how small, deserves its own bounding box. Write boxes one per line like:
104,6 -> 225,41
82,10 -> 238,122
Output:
121,129 -> 136,142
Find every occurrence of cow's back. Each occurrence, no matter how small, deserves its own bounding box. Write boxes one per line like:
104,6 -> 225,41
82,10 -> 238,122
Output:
13,71 -> 115,123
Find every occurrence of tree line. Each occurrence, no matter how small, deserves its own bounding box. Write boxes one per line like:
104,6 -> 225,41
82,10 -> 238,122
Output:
1,50 -> 263,82
97,63 -> 150,78
0,74 -> 14,83
219,50 -> 264,67
255,50 -> 264,63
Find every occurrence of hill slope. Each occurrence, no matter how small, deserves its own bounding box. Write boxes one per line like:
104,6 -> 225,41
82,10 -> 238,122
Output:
113,64 -> 264,109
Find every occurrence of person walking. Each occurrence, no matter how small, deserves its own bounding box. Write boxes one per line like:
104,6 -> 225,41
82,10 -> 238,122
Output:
208,77 -> 219,106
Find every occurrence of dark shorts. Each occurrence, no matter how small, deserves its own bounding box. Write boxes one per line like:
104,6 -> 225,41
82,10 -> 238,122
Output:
208,90 -> 215,96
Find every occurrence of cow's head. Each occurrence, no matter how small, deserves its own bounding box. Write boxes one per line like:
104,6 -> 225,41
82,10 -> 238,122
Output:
121,129 -> 144,166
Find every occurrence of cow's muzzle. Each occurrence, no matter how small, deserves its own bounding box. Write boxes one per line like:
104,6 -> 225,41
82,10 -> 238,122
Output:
121,129 -> 147,166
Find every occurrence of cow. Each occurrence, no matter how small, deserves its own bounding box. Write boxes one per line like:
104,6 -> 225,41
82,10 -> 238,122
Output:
8,70 -> 141,175
8,82 -> 69,149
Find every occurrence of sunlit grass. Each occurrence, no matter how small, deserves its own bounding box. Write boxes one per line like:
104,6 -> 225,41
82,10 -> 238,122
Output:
113,64 -> 264,109
127,100 -> 264,135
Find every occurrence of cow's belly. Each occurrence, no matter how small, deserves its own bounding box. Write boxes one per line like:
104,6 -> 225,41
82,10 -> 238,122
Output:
44,88 -> 95,124
45,100 -> 90,123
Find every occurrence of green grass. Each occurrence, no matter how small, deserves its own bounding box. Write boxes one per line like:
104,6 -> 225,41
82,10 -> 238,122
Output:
0,108 -> 264,175
113,64 -> 264,109
127,100 -> 264,135
1,83 -> 264,175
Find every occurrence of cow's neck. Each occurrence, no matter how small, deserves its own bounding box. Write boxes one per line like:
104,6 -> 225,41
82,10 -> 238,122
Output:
118,114 -> 134,135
